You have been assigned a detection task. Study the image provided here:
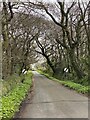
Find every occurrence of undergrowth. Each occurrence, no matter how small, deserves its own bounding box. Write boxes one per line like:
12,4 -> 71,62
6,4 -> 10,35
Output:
0,71 -> 33,119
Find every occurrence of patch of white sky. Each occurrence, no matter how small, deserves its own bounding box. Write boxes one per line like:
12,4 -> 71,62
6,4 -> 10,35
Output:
37,0 -> 57,3
36,0 -> 79,3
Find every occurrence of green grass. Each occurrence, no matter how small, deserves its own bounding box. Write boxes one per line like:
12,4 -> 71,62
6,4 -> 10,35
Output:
0,71 -> 33,119
37,70 -> 90,94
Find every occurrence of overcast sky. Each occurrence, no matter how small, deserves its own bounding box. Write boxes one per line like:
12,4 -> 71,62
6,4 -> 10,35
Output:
0,0 -> 89,3
31,0 -> 89,3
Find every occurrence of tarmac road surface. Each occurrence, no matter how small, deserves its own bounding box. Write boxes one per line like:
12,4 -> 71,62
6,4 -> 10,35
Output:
16,71 -> 88,118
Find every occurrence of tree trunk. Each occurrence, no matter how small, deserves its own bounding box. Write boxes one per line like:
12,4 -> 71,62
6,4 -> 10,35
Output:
88,3 -> 90,81
2,22 -> 12,78
44,54 -> 55,74
69,49 -> 85,79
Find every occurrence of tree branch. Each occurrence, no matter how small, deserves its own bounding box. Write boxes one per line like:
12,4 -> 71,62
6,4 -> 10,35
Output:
43,6 -> 65,28
35,50 -> 43,55
8,2 -> 14,21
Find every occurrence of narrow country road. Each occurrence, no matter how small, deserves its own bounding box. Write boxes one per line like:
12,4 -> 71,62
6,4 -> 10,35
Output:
16,71 -> 88,118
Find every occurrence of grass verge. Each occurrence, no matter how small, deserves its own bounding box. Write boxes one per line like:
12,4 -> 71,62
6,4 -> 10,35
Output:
0,71 -> 33,119
37,70 -> 90,94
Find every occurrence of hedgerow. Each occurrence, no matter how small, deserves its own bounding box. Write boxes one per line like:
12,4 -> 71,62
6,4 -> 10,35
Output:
0,71 -> 33,119
38,70 -> 90,94
59,81 -> 90,94
2,74 -> 25,96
